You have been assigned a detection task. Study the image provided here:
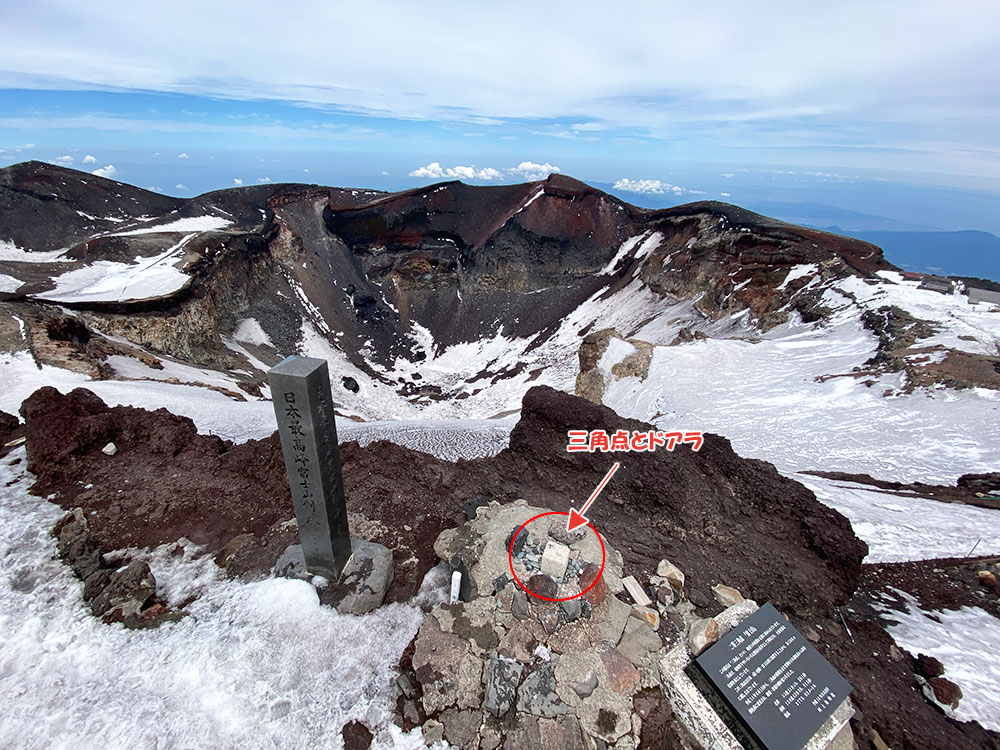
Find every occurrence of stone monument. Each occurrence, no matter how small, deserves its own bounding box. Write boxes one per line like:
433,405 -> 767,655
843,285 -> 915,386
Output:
267,355 -> 352,580
693,602 -> 853,750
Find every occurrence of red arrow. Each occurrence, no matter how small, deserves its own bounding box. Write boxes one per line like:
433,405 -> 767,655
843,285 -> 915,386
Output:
567,462 -> 620,532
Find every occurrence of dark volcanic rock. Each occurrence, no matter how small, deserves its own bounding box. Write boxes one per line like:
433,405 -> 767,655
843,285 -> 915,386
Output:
89,560 -> 156,620
340,721 -> 374,750
0,409 -> 19,434
20,386 -> 293,553
957,472 -> 1000,494
928,676 -> 963,709
20,383 -> 866,621
916,654 -> 946,680
526,574 -> 558,599
502,386 -> 867,619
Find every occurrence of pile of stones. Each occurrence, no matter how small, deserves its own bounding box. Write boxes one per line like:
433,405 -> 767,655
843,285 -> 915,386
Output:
50,507 -> 182,628
392,499 -> 748,749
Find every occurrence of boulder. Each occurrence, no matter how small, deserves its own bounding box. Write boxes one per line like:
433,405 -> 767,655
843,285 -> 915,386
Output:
928,676 -> 963,709
915,654 -> 945,680
655,560 -> 685,592
320,539 -> 394,615
90,560 -> 156,620
340,721 -> 373,750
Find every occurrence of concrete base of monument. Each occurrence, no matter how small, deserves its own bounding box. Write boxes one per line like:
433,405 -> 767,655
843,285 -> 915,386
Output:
659,600 -> 856,750
272,540 -> 394,616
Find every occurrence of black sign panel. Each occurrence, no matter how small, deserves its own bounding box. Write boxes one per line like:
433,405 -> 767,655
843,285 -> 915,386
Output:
694,603 -> 852,750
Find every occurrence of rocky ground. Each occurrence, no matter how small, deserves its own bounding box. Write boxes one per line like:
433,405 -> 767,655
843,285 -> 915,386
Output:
3,386 -> 1000,748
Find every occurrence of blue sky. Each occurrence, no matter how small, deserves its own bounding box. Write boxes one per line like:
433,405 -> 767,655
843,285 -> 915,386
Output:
2,0 -> 999,233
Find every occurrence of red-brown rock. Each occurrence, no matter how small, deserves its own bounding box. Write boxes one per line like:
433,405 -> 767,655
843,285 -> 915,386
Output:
929,677 -> 963,708
579,562 -> 607,607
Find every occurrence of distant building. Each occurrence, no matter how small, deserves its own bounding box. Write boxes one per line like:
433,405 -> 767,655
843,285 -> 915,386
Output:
901,271 -> 923,281
919,275 -> 954,294
968,286 -> 1000,305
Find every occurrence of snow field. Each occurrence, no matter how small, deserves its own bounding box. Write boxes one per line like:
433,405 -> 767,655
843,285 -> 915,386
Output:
881,589 -> 1000,731
35,234 -> 197,304
798,476 -> 1000,562
109,215 -> 232,236
601,309 -> 1000,484
0,450 -> 428,750
0,239 -> 72,263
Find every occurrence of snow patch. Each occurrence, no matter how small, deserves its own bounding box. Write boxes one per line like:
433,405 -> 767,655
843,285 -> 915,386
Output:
598,232 -> 664,276
798,476 -> 1000,562
0,240 -> 71,263
776,264 -> 819,291
0,273 -> 23,293
882,589 -> 1000,730
111,216 -> 232,236
35,235 -> 196,303
233,318 -> 275,348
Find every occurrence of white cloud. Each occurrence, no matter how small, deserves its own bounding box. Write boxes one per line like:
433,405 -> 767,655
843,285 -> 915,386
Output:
409,162 -> 503,180
508,161 -> 560,181
257,176 -> 271,183
720,173 -> 736,178
14,143 -> 35,151
82,154 -> 97,164
613,178 -> 687,195
721,192 -> 731,197
408,160 -> 561,182
146,186 -> 162,192
233,178 -> 243,185
91,164 -> 118,179
178,153 -> 190,159
51,155 -> 73,165
381,170 -> 389,176
175,184 -> 188,191
5,2 -> 994,181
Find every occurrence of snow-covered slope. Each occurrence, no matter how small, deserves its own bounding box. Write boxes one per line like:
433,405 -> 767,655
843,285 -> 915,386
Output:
0,451 -> 429,749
